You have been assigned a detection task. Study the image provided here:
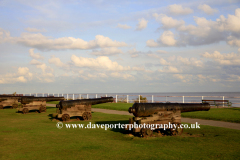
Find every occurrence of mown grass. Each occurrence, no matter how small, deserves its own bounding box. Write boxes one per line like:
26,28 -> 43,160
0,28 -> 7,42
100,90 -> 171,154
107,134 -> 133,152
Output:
181,108 -> 240,123
92,103 -> 240,123
46,101 -> 60,104
0,107 -> 239,159
92,102 -> 133,111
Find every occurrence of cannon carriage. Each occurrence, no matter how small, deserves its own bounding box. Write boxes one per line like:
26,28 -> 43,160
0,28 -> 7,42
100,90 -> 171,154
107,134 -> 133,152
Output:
17,97 -> 65,114
0,95 -> 34,109
54,97 -> 114,121
127,103 -> 210,137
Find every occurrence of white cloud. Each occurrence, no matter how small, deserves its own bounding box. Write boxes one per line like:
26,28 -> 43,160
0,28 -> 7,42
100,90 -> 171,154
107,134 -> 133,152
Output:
30,59 -> 43,65
71,55 -> 131,71
0,67 -> 32,84
90,47 -> 123,56
25,28 -> 47,32
156,50 -> 168,54
48,55 -> 66,67
160,31 -> 176,46
168,4 -> 193,15
136,18 -> 148,30
18,67 -> 29,75
159,66 -> 181,73
150,8 -> 240,47
29,48 -> 44,59
117,24 -> 131,29
177,56 -> 203,67
227,36 -> 240,47
0,30 -> 128,50
111,72 -> 134,80
153,14 -> 185,29
17,76 -> 27,83
159,58 -> 171,65
146,39 -> 159,47
201,51 -> 240,65
198,4 -> 218,15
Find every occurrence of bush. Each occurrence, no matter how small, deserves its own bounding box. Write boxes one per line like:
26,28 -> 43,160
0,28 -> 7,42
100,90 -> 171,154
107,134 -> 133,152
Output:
134,95 -> 148,103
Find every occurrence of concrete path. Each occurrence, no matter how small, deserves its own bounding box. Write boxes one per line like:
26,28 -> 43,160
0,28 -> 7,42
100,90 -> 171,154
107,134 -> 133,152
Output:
46,104 -> 240,130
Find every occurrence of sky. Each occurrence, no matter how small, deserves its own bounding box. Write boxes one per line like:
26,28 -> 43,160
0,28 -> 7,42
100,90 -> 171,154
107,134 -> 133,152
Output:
0,0 -> 240,94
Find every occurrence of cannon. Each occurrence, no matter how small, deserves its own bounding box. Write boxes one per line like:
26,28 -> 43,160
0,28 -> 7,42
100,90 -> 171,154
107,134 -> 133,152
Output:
17,97 -> 64,114
127,103 -> 210,137
0,95 -> 33,109
54,97 -> 114,121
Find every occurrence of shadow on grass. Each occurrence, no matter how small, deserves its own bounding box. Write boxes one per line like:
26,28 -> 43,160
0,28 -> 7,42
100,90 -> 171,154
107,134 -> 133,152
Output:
1,106 -> 15,109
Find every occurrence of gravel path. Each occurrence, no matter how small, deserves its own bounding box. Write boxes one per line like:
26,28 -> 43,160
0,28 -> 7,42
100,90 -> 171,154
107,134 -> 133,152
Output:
47,104 -> 240,130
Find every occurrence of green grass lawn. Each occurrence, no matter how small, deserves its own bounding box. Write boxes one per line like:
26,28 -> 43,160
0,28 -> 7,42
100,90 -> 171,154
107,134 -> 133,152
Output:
92,103 -> 240,123
46,101 -> 60,104
92,102 -> 133,111
181,107 -> 240,123
0,107 -> 239,159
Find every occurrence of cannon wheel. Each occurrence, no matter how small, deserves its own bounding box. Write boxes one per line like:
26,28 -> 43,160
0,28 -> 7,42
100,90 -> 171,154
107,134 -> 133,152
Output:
87,112 -> 92,120
62,114 -> 70,122
171,123 -> 183,136
141,128 -> 153,137
22,108 -> 29,114
39,106 -> 46,113
0,105 -> 3,109
82,112 -> 92,120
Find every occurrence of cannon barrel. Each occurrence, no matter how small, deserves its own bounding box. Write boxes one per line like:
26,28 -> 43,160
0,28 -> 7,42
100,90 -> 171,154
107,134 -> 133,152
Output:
128,103 -> 210,117
21,97 -> 65,104
58,97 -> 114,109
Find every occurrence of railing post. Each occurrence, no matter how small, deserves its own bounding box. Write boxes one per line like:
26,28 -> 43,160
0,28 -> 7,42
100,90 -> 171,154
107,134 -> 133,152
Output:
116,95 -> 118,103
166,96 -> 167,102
73,94 -> 74,100
183,96 -> 184,103
58,93 -> 59,97
43,93 -> 44,97
127,95 -> 128,103
152,95 -> 154,103
53,93 -> 54,97
36,93 -> 37,97
67,94 -> 68,100
96,94 -> 97,98
87,94 -> 88,99
48,93 -> 49,97
30,93 -> 31,96
223,96 -> 224,107
106,94 -> 107,97
80,94 -> 81,99
139,95 -> 140,103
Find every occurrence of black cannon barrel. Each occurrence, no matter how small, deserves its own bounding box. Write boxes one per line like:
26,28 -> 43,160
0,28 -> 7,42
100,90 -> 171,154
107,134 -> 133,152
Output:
58,97 -> 114,109
21,97 -> 65,104
128,103 -> 210,117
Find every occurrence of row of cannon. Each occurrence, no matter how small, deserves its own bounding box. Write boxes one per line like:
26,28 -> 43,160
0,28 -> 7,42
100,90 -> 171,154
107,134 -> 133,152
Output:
0,95 -> 210,137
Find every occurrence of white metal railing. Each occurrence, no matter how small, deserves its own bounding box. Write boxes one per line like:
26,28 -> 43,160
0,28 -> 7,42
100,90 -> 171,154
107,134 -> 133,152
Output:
20,93 -> 240,107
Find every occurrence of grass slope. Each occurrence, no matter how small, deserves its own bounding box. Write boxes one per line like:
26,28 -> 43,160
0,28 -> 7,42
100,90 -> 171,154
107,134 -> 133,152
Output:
0,107 -> 239,159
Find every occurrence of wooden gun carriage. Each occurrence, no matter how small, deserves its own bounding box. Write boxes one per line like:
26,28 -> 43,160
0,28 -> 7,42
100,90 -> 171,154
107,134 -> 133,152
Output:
127,103 -> 210,137
54,97 -> 113,121
17,97 -> 64,114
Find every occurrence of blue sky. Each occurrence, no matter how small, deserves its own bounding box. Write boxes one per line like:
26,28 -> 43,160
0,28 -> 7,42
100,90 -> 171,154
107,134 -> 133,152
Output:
0,0 -> 240,94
